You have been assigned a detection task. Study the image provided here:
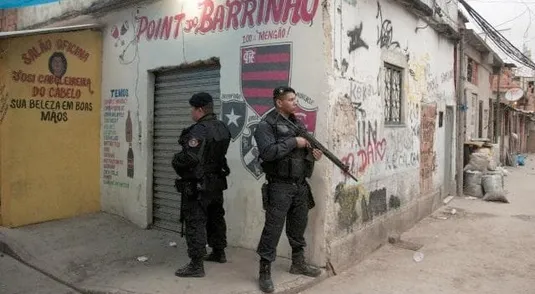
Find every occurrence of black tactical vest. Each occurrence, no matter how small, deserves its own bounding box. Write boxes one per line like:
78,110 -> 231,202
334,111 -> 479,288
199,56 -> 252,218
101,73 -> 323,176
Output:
260,111 -> 314,180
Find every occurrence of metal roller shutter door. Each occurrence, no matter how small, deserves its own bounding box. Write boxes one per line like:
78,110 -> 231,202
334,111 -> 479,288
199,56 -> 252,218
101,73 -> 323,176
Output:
152,65 -> 221,232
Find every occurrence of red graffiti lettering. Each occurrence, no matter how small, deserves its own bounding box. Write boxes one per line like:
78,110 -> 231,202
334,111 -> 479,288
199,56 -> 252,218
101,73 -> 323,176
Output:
226,0 -> 242,30
341,138 -> 387,177
242,0 -> 257,27
138,14 -> 187,40
135,0 -> 319,41
197,0 -> 216,33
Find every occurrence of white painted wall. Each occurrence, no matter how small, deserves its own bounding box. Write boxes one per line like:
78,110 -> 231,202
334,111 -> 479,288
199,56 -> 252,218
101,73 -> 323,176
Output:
325,0 -> 457,265
97,0 -> 328,265
464,45 -> 493,140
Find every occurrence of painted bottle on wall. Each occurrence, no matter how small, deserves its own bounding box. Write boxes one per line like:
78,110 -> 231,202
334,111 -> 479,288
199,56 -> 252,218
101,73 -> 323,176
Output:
127,145 -> 134,178
126,110 -> 134,178
125,110 -> 132,143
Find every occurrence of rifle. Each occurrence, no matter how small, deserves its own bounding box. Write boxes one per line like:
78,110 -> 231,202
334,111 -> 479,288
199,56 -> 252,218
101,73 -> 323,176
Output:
175,178 -> 195,238
281,115 -> 359,183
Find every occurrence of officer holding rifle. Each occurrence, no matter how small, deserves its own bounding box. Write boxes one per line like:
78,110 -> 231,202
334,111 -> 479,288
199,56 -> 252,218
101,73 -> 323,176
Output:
253,86 -> 323,293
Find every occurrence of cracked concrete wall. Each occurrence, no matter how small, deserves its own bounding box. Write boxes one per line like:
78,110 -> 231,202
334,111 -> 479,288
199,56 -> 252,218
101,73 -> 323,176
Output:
324,0 -> 457,271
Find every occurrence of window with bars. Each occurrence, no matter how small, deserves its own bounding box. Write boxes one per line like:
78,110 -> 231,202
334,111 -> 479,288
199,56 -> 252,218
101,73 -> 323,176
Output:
384,63 -> 403,124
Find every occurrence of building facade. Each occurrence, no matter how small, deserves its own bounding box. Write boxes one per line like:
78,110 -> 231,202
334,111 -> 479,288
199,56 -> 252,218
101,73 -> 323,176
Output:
2,0 -> 459,270
462,29 -> 502,141
0,28 -> 103,227
491,65 -> 535,162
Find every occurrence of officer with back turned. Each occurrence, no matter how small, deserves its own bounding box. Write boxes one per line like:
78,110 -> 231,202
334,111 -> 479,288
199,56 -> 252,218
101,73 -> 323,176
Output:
253,86 -> 323,293
172,92 -> 231,278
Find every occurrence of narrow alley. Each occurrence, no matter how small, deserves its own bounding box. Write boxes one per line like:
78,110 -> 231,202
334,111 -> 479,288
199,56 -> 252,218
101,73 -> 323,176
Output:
301,158 -> 535,294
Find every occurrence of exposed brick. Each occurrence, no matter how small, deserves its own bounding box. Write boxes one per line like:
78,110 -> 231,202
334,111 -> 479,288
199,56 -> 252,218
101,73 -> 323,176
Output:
0,9 -> 17,32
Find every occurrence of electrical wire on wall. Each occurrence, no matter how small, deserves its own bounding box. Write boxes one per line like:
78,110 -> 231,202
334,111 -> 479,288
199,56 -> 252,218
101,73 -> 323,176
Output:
459,0 -> 535,69
118,8 -> 143,146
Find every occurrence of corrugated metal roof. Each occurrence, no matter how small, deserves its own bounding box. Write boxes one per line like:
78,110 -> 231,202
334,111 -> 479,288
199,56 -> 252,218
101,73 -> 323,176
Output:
0,24 -> 102,39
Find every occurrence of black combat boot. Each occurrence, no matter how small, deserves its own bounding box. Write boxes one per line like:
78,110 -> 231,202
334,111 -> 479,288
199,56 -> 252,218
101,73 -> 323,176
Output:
289,257 -> 321,277
204,249 -> 227,263
258,259 -> 274,293
175,258 -> 205,278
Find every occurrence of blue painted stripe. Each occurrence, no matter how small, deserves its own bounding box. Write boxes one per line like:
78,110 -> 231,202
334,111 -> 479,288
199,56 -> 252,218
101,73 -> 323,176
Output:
0,0 -> 59,9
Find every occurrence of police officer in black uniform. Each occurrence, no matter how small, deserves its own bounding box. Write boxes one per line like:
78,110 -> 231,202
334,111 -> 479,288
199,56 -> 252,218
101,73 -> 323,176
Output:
253,86 -> 323,293
172,92 -> 231,278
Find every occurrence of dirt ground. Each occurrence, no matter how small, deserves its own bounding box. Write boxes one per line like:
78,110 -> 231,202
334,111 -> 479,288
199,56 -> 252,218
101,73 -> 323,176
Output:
302,159 -> 535,294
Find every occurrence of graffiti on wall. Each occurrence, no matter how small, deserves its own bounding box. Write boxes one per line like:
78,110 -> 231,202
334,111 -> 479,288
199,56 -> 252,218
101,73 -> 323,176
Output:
420,104 -> 437,194
135,0 -> 319,41
347,22 -> 369,54
341,120 -> 386,177
241,43 -> 292,116
7,38 -> 95,123
222,92 -> 317,179
334,184 -> 401,232
112,0 -> 316,62
221,94 -> 247,141
242,26 -> 293,45
376,1 -> 400,49
111,21 -> 131,47
385,103 -> 419,171
385,127 -> 419,171
407,54 -> 454,103
103,88 -> 132,188
241,121 -> 263,179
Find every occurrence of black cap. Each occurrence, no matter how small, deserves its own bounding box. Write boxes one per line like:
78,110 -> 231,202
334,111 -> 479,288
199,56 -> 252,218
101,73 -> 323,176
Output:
273,86 -> 295,99
189,92 -> 213,107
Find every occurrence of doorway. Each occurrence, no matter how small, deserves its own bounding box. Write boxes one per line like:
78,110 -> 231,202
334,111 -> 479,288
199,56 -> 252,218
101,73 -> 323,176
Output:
151,63 -> 222,232
444,106 -> 454,195
478,100 -> 483,138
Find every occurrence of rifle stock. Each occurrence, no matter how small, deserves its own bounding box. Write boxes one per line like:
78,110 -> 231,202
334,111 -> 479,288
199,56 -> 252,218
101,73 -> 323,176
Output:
282,115 -> 359,182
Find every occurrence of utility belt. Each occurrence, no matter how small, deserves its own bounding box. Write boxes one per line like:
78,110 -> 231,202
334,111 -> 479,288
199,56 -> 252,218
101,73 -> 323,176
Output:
261,158 -> 313,180
176,172 -> 227,193
261,176 -> 316,211
265,175 -> 306,185
174,178 -> 198,238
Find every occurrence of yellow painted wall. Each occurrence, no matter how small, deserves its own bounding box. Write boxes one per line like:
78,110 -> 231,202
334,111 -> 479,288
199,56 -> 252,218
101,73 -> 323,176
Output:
0,29 -> 102,227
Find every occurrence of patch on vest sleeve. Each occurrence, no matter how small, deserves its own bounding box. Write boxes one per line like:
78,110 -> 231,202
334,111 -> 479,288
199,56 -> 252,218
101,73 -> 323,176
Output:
188,138 -> 200,148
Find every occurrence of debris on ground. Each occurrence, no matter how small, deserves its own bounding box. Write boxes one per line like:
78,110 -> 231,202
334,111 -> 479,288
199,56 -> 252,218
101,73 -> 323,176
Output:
413,252 -> 424,263
443,196 -> 454,204
137,256 -> 148,262
483,191 -> 510,203
388,237 -> 424,251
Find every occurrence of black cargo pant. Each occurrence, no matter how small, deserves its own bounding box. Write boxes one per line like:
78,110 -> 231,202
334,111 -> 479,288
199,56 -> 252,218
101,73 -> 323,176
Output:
185,190 -> 227,259
257,180 -> 309,263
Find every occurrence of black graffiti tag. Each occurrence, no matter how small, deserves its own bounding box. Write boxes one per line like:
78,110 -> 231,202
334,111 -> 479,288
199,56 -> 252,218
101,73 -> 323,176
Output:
376,1 -> 400,49
347,22 -> 369,53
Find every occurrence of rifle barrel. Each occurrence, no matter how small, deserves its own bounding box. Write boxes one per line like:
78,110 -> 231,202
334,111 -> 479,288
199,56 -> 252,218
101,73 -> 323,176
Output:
281,115 -> 359,183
